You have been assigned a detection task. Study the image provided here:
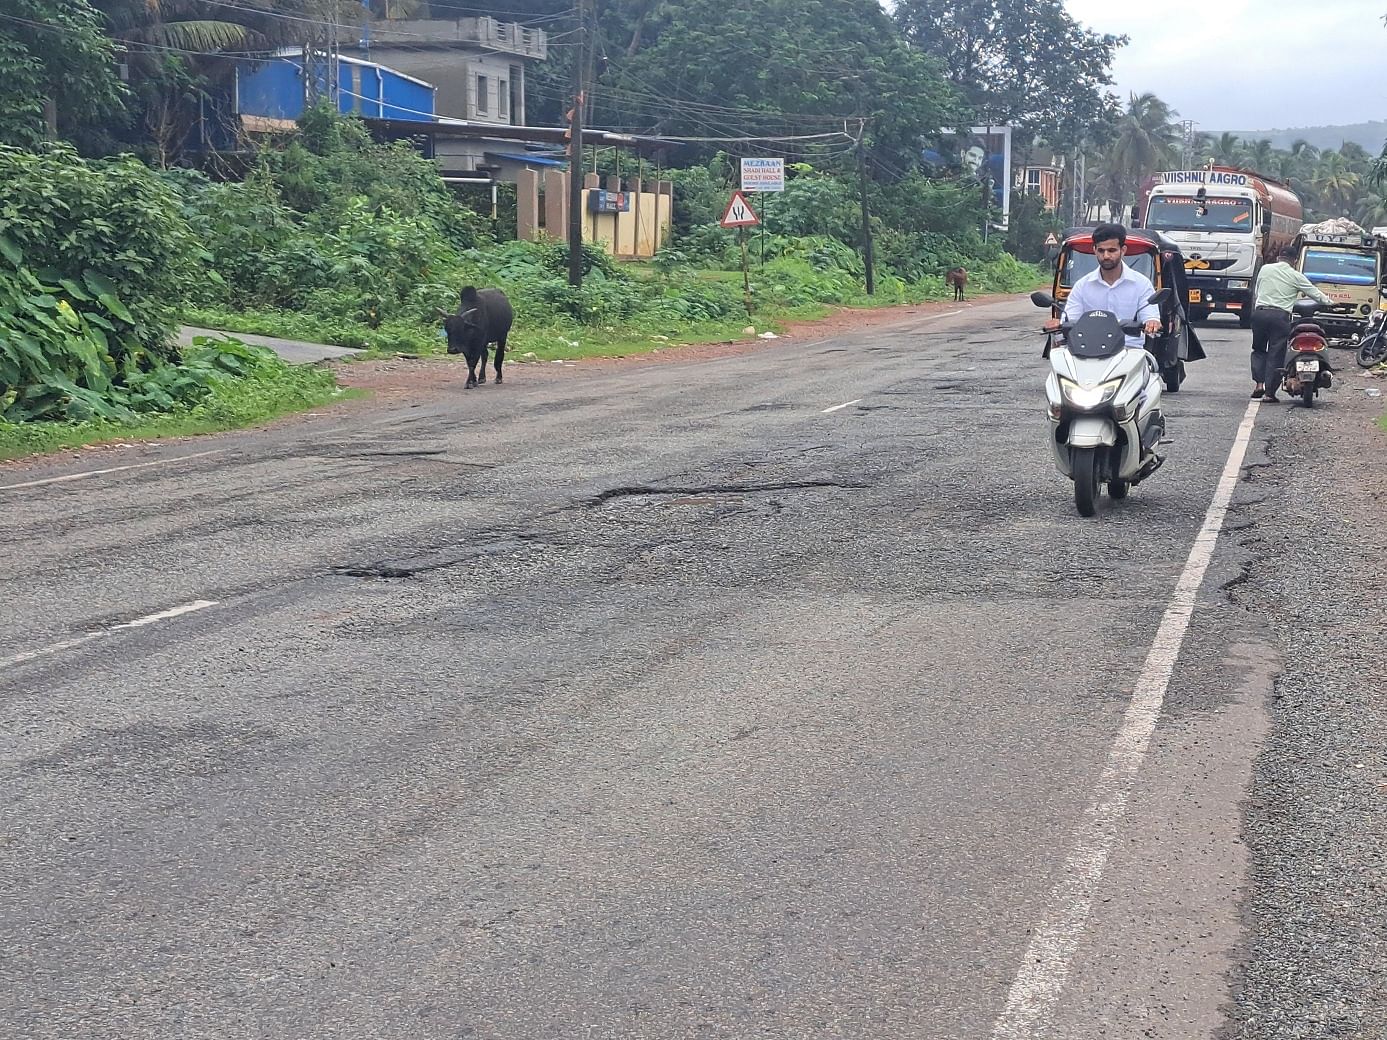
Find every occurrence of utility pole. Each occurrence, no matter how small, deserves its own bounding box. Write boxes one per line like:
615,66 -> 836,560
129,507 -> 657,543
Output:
566,0 -> 588,288
855,120 -> 875,296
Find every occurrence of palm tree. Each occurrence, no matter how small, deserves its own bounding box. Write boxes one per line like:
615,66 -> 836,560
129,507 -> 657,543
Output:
1108,92 -> 1181,206
1313,152 -> 1362,216
94,0 -> 323,62
1209,131 -> 1244,167
1241,138 -> 1275,173
1355,190 -> 1387,229
1339,141 -> 1372,176
1290,139 -> 1320,164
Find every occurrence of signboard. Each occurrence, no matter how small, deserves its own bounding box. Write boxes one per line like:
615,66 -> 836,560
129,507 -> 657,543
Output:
1156,170 -> 1250,187
921,126 -> 1013,227
1044,232 -> 1058,247
740,157 -> 786,193
720,190 -> 760,228
587,190 -> 630,214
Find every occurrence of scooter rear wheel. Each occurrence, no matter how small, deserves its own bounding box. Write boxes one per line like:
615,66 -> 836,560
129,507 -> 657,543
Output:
1301,381 -> 1315,407
1073,447 -> 1100,517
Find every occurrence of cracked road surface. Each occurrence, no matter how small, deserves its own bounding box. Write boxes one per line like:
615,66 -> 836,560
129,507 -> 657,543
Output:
3,299 -> 1385,1039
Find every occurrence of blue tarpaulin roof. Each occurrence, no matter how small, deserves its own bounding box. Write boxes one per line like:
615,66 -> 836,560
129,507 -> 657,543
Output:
487,151 -> 566,166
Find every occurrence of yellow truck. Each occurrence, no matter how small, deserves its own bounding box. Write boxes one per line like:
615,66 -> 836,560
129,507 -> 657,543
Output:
1295,221 -> 1386,340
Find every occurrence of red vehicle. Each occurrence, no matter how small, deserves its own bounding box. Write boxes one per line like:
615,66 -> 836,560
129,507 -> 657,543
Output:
1282,300 -> 1335,407
1050,227 -> 1205,392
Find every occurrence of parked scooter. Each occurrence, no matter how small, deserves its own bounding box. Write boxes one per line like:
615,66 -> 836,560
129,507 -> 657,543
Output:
1281,300 -> 1335,407
1032,289 -> 1172,517
1356,309 -> 1387,369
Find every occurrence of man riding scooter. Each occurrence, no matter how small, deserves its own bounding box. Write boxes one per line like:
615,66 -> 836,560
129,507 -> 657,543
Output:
1045,223 -> 1164,343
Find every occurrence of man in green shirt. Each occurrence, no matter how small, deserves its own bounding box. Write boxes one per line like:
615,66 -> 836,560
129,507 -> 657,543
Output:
1250,245 -> 1334,401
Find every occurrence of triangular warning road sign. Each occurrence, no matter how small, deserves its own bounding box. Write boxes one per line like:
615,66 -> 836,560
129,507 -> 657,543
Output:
1044,232 -> 1059,246
720,190 -> 760,228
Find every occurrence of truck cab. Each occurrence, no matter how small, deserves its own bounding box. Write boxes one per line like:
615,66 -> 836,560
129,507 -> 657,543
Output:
1296,229 -> 1384,340
1137,169 -> 1303,328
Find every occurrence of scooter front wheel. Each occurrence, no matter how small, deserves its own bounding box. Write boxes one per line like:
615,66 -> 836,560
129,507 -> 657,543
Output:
1357,337 -> 1387,368
1072,447 -> 1100,517
1107,478 -> 1130,500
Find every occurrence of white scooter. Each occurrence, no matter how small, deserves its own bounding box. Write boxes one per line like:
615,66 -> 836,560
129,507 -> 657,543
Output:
1031,289 -> 1172,517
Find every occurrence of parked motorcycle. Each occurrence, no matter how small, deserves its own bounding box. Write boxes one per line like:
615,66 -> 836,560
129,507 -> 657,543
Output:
1356,309 -> 1387,369
1281,300 -> 1335,407
1032,289 -> 1172,517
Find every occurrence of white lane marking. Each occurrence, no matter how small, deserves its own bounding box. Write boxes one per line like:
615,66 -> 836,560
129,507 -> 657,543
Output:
0,600 -> 219,673
0,449 -> 226,492
991,399 -> 1261,1039
822,399 -> 862,414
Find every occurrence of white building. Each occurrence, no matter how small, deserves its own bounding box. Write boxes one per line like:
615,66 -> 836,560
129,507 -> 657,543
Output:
347,16 -> 554,178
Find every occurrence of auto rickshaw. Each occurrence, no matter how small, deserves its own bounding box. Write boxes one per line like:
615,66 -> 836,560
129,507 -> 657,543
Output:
1050,227 -> 1205,392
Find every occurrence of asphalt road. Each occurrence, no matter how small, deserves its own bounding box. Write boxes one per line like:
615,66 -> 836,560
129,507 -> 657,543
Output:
3,299 -> 1385,1039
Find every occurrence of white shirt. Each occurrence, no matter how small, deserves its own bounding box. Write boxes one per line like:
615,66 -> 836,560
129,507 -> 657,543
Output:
1064,262 -> 1160,348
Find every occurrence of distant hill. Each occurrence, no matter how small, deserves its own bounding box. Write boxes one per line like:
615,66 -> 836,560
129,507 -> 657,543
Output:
1219,121 -> 1387,153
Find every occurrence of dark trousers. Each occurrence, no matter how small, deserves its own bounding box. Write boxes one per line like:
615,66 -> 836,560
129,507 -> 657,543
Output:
1251,306 -> 1291,390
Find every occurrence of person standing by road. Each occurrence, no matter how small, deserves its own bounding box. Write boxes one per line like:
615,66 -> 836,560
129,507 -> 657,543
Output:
1250,245 -> 1334,402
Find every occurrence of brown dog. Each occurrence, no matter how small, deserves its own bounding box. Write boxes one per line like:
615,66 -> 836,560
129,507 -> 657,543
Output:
945,267 -> 967,302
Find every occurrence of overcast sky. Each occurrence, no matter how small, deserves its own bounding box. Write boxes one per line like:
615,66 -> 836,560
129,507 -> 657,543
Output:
1062,0 -> 1386,131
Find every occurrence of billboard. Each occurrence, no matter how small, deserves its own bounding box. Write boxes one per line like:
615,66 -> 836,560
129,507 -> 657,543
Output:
921,126 -> 1013,226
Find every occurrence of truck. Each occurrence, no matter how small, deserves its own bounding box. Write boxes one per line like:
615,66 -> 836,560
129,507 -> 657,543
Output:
1293,219 -> 1386,340
1136,167 -> 1304,327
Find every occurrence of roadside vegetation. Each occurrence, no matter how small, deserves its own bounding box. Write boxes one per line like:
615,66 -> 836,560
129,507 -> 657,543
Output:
178,110 -> 1043,362
0,110 -> 1044,458
4,0 -> 1103,458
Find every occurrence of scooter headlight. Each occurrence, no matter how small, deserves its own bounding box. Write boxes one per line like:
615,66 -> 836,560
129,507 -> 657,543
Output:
1058,377 -> 1121,410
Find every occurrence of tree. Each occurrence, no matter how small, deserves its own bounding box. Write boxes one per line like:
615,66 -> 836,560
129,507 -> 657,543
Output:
1107,92 -> 1180,207
1241,137 -> 1275,173
592,0 -> 964,173
1313,151 -> 1362,215
892,0 -> 1125,150
0,0 -> 125,148
1207,132 -> 1244,167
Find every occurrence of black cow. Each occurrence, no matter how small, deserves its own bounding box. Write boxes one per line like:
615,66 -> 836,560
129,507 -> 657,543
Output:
444,286 -> 514,388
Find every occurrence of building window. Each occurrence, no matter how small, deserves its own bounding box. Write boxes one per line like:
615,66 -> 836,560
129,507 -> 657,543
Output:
476,74 -> 488,115
1026,169 -> 1041,194
499,79 -> 509,119
509,65 -> 522,124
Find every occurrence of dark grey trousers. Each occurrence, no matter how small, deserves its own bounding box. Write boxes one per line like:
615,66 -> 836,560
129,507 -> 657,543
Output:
1251,305 -> 1291,390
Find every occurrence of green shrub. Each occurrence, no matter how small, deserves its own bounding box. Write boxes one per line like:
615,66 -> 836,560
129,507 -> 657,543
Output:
0,144 -> 198,357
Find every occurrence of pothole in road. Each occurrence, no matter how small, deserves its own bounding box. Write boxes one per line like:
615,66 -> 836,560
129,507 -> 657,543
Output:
587,480 -> 863,522
588,480 -> 862,506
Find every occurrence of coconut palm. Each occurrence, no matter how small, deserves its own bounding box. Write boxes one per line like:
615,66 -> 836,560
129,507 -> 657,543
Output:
1355,190 -> 1387,229
1339,141 -> 1372,176
1241,138 -> 1275,173
1313,152 -> 1363,215
94,0 -> 326,63
1290,139 -> 1319,164
1108,92 -> 1181,204
1208,131 -> 1244,167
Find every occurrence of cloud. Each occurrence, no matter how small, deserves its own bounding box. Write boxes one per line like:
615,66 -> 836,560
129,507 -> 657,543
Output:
1064,0 -> 1386,129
